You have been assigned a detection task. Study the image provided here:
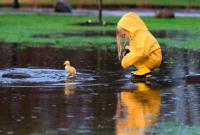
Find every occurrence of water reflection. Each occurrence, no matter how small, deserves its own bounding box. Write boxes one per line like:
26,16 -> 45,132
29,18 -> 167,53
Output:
0,43 -> 200,135
116,82 -> 160,135
64,79 -> 76,95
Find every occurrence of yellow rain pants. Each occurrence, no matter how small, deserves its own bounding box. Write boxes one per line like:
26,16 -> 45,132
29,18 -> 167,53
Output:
118,12 -> 162,75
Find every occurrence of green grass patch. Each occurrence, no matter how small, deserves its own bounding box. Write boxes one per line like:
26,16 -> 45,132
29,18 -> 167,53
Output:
0,12 -> 200,49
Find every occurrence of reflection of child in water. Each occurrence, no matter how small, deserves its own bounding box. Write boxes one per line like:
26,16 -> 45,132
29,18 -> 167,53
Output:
116,12 -> 162,77
116,83 -> 160,135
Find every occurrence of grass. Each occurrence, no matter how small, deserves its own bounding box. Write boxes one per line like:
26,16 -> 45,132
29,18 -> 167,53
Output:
1,0 -> 200,6
0,12 -> 200,49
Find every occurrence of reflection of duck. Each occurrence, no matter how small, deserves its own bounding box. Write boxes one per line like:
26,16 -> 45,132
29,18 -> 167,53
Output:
116,82 -> 160,135
64,79 -> 76,95
64,60 -> 76,78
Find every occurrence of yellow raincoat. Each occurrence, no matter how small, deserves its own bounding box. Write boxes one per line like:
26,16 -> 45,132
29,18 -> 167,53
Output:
117,12 -> 162,75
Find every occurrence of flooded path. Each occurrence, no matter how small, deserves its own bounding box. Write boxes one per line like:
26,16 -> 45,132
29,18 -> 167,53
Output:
0,43 -> 200,135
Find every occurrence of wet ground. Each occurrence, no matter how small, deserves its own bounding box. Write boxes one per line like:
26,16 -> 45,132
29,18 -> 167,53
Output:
1,8 -> 200,17
0,43 -> 200,135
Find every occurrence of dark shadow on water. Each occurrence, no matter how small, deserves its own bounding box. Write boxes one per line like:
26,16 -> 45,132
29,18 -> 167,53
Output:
0,43 -> 200,135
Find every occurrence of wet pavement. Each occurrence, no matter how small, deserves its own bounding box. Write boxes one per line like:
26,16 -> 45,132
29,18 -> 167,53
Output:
72,9 -> 200,17
1,8 -> 200,17
0,43 -> 200,135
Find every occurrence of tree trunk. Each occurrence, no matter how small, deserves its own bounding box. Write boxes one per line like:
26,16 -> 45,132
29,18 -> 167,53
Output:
98,0 -> 103,24
13,0 -> 20,8
188,0 -> 193,9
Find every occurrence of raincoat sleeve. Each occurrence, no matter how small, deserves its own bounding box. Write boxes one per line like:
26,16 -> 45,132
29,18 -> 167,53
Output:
121,32 -> 151,68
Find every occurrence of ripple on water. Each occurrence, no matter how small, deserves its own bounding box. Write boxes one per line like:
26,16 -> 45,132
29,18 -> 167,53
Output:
0,68 -> 96,87
76,125 -> 91,134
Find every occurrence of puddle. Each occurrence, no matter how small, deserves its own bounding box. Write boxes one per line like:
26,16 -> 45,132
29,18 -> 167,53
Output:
0,68 -> 97,86
152,30 -> 197,40
32,30 -> 116,38
0,43 -> 200,135
32,30 -> 197,41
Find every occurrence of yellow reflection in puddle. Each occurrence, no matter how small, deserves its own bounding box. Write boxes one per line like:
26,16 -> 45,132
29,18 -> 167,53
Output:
116,82 -> 160,135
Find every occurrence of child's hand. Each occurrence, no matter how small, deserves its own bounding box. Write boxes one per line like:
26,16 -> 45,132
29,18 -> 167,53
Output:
125,45 -> 130,50
120,49 -> 130,60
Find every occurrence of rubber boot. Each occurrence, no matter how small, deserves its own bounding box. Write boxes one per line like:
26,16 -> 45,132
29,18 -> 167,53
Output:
131,64 -> 152,78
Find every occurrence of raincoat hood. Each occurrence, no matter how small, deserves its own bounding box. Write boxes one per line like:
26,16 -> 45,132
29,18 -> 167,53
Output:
117,12 -> 148,33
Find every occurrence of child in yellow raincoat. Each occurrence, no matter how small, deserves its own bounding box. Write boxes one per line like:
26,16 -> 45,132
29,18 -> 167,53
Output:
116,12 -> 162,77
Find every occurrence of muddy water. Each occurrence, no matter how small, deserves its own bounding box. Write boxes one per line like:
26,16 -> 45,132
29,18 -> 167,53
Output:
0,43 -> 200,135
